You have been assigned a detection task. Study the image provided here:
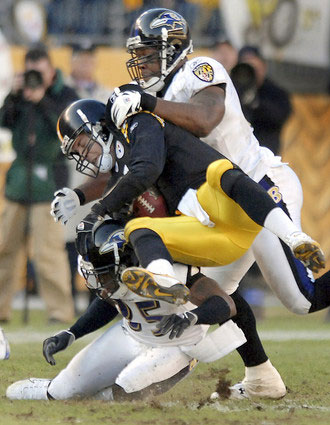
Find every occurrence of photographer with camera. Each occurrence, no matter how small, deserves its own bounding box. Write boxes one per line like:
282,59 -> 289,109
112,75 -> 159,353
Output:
0,45 -> 78,324
231,45 -> 292,155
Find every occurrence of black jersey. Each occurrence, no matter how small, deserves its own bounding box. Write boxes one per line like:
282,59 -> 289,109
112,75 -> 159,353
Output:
100,112 -> 225,215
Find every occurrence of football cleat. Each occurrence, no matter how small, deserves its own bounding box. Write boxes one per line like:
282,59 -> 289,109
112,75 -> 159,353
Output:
0,328 -> 10,360
229,361 -> 286,400
284,231 -> 325,273
121,267 -> 190,305
6,378 -> 51,400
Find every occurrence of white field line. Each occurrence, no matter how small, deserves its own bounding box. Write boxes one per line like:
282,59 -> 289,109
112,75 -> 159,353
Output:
4,329 -> 330,344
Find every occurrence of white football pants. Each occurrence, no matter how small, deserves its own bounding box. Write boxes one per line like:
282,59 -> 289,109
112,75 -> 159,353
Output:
47,321 -> 192,399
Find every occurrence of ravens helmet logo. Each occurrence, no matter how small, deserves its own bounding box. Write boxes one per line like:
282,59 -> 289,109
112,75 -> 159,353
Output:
99,229 -> 126,255
150,11 -> 185,33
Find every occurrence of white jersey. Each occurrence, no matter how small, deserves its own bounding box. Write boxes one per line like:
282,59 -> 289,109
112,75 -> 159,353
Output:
115,263 -> 208,347
164,56 -> 283,182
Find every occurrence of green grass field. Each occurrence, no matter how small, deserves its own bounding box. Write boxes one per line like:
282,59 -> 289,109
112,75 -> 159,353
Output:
1,307 -> 330,425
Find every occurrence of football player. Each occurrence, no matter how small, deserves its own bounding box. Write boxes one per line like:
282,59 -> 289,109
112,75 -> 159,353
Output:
52,98 -> 324,401
106,8 -> 330,398
6,218 -> 247,401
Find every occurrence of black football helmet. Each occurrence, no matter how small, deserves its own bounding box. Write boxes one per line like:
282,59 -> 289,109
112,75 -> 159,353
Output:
78,218 -> 132,300
57,99 -> 114,177
126,8 -> 193,92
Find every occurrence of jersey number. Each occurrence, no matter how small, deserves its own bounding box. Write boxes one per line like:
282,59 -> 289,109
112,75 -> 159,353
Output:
116,300 -> 163,333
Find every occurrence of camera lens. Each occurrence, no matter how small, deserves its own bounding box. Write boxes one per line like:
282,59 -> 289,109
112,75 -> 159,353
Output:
24,70 -> 43,89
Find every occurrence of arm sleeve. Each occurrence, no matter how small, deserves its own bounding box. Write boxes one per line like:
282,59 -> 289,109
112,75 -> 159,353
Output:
191,295 -> 231,325
96,113 -> 166,216
184,57 -> 228,97
69,297 -> 118,339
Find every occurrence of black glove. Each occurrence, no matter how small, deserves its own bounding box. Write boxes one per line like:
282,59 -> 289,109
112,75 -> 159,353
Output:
43,330 -> 75,365
156,312 -> 198,340
75,205 -> 106,256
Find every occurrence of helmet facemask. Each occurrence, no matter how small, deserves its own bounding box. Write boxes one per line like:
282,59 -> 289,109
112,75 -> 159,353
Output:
80,258 -> 128,300
126,27 -> 193,92
66,111 -> 114,178
78,219 -> 129,300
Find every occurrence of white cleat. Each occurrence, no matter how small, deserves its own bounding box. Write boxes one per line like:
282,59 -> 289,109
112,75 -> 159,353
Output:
0,328 -> 10,360
284,231 -> 325,273
6,378 -> 51,400
229,361 -> 287,400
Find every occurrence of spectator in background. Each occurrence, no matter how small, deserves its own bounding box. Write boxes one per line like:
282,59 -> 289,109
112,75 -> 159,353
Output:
210,38 -> 238,72
0,45 -> 77,324
233,45 -> 292,155
64,42 -> 113,312
66,43 -> 111,103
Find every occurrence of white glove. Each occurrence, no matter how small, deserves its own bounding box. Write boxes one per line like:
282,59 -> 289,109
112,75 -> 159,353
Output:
110,87 -> 142,129
50,187 -> 80,225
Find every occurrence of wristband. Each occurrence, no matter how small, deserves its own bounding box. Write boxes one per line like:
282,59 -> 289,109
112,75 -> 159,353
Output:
74,188 -> 86,206
91,201 -> 108,217
141,92 -> 157,112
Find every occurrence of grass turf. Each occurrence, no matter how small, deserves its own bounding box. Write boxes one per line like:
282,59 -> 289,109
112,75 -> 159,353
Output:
1,307 -> 330,425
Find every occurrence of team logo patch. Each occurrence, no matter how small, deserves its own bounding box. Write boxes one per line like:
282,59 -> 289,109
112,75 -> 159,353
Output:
116,140 -> 124,159
192,63 -> 214,82
77,221 -> 85,230
150,11 -> 185,32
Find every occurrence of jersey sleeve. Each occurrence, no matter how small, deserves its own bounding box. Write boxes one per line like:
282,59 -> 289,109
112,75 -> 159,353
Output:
182,56 -> 228,98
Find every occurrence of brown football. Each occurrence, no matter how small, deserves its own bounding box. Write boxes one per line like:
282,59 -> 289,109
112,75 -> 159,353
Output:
133,188 -> 168,218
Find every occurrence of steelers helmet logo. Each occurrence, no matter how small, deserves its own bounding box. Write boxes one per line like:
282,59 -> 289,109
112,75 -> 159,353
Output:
150,11 -> 185,32
192,63 -> 214,82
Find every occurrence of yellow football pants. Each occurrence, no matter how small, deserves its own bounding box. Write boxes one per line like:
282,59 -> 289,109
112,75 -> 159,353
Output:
125,159 -> 262,267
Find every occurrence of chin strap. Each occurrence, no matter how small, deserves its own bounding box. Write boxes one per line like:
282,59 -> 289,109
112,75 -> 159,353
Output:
98,132 -> 114,173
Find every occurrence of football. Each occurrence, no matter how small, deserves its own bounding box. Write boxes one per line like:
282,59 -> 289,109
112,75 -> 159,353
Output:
133,187 -> 168,218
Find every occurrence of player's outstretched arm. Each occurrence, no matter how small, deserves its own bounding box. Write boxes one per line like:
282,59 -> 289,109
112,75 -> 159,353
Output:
43,298 -> 118,365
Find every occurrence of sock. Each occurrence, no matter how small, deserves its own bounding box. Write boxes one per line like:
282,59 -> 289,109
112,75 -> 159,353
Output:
129,229 -> 173,268
263,208 -> 301,243
221,170 -> 277,225
147,259 -> 175,276
230,290 -> 268,367
309,270 -> 330,312
245,359 -> 275,380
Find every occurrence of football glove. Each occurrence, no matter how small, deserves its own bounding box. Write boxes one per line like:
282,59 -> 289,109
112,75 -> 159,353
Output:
50,188 -> 80,225
108,84 -> 157,129
75,207 -> 105,256
43,330 -> 75,366
156,311 -> 198,339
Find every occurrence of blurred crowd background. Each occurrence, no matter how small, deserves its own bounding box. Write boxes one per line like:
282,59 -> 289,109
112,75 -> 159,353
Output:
0,0 -> 329,322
